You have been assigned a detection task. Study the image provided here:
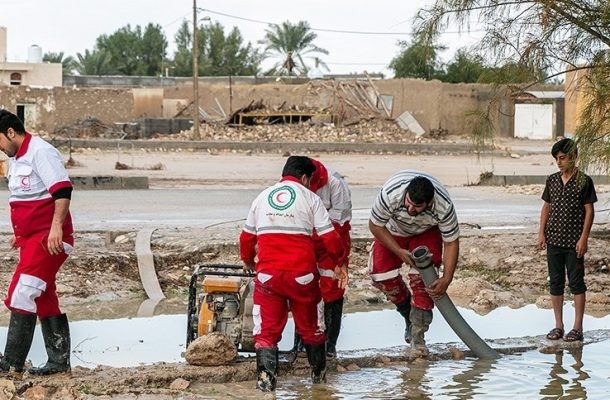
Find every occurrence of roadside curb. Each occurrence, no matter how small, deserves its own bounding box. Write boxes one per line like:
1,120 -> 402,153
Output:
479,175 -> 610,186
49,138 -> 547,156
0,176 -> 149,190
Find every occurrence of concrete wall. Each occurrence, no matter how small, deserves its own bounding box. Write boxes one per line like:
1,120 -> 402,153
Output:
63,75 -> 309,88
564,68 -> 587,136
0,85 -> 133,132
1,78 -> 523,137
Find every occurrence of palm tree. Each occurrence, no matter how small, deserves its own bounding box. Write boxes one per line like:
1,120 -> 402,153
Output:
75,49 -> 113,75
43,51 -> 77,75
259,21 -> 329,76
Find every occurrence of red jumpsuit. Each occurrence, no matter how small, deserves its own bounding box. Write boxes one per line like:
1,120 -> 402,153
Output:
240,176 -> 345,348
4,133 -> 73,318
309,160 -> 352,303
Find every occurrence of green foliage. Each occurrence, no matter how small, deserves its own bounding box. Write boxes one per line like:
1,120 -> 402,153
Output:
43,51 -> 77,75
75,48 -> 113,75
259,20 -> 328,76
171,20 -> 261,76
442,49 -> 486,83
390,34 -> 445,79
95,23 -> 168,76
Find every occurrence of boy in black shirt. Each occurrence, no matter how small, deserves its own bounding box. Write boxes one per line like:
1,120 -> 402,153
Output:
538,138 -> 597,342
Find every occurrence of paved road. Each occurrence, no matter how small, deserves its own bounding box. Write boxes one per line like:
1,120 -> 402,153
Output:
3,186 -> 604,233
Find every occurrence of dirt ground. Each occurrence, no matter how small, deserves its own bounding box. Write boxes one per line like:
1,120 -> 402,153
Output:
1,142 -> 610,399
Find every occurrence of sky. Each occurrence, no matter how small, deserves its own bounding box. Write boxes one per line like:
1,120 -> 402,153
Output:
0,0 -> 484,77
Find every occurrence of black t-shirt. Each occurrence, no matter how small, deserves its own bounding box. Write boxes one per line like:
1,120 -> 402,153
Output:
542,170 -> 597,248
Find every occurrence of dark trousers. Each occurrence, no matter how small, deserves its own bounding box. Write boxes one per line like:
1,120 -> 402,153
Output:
547,244 -> 586,296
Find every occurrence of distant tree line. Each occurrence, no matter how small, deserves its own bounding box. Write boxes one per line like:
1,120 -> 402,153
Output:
43,20 -> 331,79
42,18 -> 548,84
389,33 -> 550,84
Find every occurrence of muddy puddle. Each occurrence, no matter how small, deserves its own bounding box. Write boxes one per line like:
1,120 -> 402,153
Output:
272,342 -> 610,399
2,302 -> 609,369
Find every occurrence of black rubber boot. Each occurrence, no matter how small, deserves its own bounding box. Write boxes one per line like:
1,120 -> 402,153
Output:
29,313 -> 71,375
0,312 -> 37,376
396,298 -> 412,343
304,343 -> 326,384
256,348 -> 278,392
324,298 -> 344,358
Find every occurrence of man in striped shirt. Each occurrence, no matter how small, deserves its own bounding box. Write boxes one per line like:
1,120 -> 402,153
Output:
368,170 -> 459,353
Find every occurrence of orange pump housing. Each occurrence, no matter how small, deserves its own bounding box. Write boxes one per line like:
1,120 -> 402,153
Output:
197,276 -> 241,337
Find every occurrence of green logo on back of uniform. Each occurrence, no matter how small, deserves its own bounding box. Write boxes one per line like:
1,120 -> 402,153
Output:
268,185 -> 296,210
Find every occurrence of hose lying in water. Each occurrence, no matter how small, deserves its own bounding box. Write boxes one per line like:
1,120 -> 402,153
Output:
411,245 -> 500,359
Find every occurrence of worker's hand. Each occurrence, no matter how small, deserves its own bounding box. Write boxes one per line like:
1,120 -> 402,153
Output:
576,237 -> 588,258
397,248 -> 416,268
426,276 -> 450,300
9,235 -> 16,249
333,264 -> 349,289
47,225 -> 64,255
243,262 -> 255,273
537,232 -> 546,250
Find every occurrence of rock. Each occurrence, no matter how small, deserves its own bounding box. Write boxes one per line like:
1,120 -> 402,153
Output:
588,293 -> 610,309
535,295 -> 553,309
448,347 -> 465,360
169,378 -> 191,390
0,379 -> 16,400
510,153 -> 521,159
447,278 -> 493,297
22,385 -> 47,400
345,363 -> 361,371
336,364 -> 347,372
185,332 -> 238,366
470,289 -> 526,313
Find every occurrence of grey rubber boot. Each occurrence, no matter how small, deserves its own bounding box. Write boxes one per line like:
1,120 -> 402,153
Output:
410,307 -> 433,353
256,348 -> 278,392
396,299 -> 412,343
304,343 -> 326,384
324,298 -> 343,358
29,313 -> 72,375
0,312 -> 37,376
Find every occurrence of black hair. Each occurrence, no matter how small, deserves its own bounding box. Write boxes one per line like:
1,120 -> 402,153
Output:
406,176 -> 434,204
0,109 -> 26,136
282,156 -> 316,179
551,138 -> 577,159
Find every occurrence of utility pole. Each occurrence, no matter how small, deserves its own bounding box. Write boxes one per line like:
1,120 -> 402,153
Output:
192,0 -> 200,140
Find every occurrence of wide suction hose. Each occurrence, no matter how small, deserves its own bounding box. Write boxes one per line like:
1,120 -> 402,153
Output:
411,246 -> 500,359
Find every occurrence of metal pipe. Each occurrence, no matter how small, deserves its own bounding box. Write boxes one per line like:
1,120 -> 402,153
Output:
411,246 -> 500,359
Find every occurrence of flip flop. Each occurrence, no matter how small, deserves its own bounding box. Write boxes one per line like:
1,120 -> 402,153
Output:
546,327 -> 564,340
564,329 -> 584,342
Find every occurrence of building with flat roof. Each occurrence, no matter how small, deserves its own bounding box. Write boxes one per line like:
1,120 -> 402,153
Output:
0,26 -> 62,87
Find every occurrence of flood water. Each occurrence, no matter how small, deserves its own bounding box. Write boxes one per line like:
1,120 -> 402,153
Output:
1,302 -> 609,398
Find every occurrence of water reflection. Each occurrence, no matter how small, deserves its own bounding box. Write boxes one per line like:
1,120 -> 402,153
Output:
539,348 -> 589,399
442,359 -> 496,399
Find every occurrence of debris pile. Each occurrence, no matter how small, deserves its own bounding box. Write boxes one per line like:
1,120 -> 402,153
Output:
54,117 -> 124,139
154,118 -> 422,143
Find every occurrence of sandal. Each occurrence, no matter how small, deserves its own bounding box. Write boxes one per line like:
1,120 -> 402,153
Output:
564,329 -> 584,342
546,328 -> 564,340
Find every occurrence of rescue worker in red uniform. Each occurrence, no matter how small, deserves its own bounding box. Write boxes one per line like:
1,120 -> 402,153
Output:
308,159 -> 351,358
240,156 -> 345,392
0,110 -> 74,376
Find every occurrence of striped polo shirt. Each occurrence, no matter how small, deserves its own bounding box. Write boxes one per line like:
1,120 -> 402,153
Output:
370,170 -> 459,241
